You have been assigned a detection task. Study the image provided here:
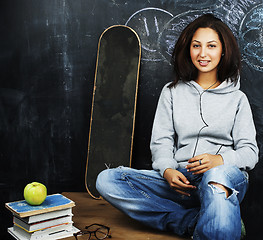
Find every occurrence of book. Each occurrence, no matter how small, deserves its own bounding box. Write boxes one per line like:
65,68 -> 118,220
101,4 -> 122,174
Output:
8,224 -> 79,240
6,193 -> 80,239
15,207 -> 72,224
14,214 -> 73,232
5,193 -> 75,218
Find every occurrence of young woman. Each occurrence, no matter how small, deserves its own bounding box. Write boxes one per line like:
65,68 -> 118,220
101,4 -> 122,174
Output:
96,14 -> 258,240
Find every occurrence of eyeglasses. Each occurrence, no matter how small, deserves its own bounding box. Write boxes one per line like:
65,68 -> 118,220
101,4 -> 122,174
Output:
74,224 -> 112,240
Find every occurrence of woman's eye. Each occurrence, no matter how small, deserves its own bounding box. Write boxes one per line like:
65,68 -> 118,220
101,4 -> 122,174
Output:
193,44 -> 200,48
209,44 -> 216,48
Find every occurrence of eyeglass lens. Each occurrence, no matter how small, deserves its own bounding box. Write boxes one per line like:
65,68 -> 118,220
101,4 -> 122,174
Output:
74,232 -> 91,240
75,225 -> 109,240
88,224 -> 109,239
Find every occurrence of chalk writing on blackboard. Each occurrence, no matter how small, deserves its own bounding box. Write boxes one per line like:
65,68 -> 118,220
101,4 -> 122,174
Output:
158,9 -> 213,64
218,0 -> 256,32
125,7 -> 173,62
176,0 -> 219,9
125,1 -> 258,65
239,4 -> 263,72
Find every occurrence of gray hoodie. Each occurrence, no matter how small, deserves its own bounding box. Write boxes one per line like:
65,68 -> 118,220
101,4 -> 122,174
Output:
150,79 -> 259,177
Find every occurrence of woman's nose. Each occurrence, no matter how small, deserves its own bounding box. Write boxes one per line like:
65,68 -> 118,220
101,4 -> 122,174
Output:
200,47 -> 207,57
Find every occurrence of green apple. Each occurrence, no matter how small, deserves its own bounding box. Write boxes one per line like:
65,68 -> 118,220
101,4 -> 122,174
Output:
24,182 -> 47,205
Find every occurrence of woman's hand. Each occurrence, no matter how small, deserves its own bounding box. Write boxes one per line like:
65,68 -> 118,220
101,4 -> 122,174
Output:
186,154 -> 224,175
163,168 -> 196,196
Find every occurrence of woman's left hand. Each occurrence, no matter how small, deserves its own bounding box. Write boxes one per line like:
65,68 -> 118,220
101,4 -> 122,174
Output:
186,154 -> 224,174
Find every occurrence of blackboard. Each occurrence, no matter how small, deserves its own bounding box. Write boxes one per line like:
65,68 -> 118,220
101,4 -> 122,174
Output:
0,0 -> 262,239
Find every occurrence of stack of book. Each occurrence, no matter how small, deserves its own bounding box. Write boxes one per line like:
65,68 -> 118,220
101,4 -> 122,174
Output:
5,193 -> 80,240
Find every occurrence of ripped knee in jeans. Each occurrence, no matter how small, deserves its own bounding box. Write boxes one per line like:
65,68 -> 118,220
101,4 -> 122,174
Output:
208,181 -> 236,198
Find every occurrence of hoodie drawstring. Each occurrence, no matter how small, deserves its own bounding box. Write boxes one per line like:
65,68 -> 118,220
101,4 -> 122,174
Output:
190,81 -> 218,157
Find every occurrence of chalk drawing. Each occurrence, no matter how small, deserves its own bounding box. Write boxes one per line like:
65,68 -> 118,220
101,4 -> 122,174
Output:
239,4 -> 263,72
176,0 -> 220,9
158,9 -> 213,64
125,7 -> 173,62
143,17 -> 150,36
124,2 -> 260,63
217,0 -> 256,34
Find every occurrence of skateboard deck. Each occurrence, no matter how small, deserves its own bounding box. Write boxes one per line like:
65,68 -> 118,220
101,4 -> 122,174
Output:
85,25 -> 141,199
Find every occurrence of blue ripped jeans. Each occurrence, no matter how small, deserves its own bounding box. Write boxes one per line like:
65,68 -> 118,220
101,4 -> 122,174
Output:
96,165 -> 248,240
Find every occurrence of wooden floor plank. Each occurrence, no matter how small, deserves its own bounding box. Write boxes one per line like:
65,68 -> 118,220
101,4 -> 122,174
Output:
62,192 -> 190,240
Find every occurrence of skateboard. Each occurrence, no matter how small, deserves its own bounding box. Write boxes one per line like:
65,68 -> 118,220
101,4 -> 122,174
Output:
85,25 -> 141,199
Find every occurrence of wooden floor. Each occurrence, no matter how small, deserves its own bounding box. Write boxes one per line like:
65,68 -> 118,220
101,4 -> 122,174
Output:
63,192 -> 190,240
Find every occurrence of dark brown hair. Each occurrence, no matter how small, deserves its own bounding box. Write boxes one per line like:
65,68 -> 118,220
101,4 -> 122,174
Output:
170,13 -> 241,87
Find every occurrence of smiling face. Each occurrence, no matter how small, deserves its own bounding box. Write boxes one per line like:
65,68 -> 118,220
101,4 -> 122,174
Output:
190,27 -> 223,79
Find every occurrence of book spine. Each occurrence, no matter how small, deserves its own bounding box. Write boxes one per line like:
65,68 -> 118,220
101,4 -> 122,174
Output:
14,221 -> 73,233
14,214 -> 73,231
11,224 -> 74,240
27,208 -> 73,224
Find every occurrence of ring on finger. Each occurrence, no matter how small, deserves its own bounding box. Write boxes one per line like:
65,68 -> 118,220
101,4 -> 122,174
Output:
199,160 -> 202,165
